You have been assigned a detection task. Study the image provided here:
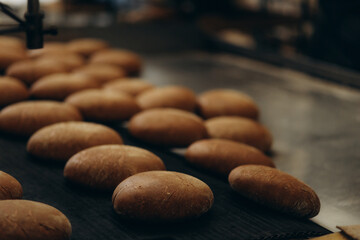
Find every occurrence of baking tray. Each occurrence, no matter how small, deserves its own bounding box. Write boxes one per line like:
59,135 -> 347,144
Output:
0,126 -> 330,240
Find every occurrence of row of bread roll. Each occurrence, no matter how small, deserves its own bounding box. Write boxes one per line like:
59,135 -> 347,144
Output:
0,171 -> 72,240
23,120 -> 213,221
1,37 -> 141,87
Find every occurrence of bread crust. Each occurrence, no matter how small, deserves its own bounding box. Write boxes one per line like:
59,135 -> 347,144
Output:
27,121 -> 123,162
90,49 -> 142,75
0,77 -> 29,107
228,165 -> 320,218
67,38 -> 108,57
74,64 -> 126,85
104,78 -> 154,96
136,86 -> 197,112
0,101 -> 82,136
30,73 -> 99,100
65,89 -> 140,122
0,200 -> 72,240
129,108 -> 208,147
197,89 -> 259,119
186,139 -> 275,175
112,171 -> 214,221
6,58 -> 68,85
0,171 -> 23,200
205,116 -> 272,152
64,145 -> 165,190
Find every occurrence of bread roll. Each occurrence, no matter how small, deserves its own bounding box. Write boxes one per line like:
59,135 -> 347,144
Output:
136,86 -> 197,112
205,116 -> 272,152
228,165 -> 320,218
0,101 -> 82,136
0,36 -> 25,51
67,38 -> 108,57
103,78 -> 154,96
0,171 -> 23,200
64,145 -> 165,190
0,41 -> 27,69
112,171 -> 214,221
6,58 -> 68,85
30,73 -> 99,100
90,49 -> 142,75
27,121 -> 123,162
73,64 -> 126,85
0,77 -> 29,107
0,200 -> 72,240
129,108 -> 207,147
38,52 -> 85,71
65,89 -> 140,122
186,139 -> 274,175
197,89 -> 259,119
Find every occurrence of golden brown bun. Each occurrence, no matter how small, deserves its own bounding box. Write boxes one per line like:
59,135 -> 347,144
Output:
0,77 -> 29,107
205,116 -> 272,152
27,121 -> 123,162
112,171 -> 214,221
185,139 -> 275,175
6,58 -> 68,85
129,108 -> 207,147
38,52 -> 85,71
0,45 -> 27,70
64,145 -> 165,190
30,73 -> 100,100
197,89 -> 259,119
103,78 -> 154,96
228,165 -> 320,218
0,101 -> 82,136
73,64 -> 127,85
65,89 -> 140,122
0,171 -> 23,200
0,36 -> 25,50
28,42 -> 70,58
136,86 -> 197,112
0,200 -> 72,240
90,49 -> 142,75
67,38 -> 108,57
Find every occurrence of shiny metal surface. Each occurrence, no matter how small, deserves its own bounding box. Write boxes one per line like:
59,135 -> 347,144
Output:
142,52 -> 360,231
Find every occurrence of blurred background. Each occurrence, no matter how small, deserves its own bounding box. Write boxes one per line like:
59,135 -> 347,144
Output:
1,0 -> 359,84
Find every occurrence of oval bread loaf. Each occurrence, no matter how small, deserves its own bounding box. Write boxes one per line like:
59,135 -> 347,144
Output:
65,89 -> 140,122
0,101 -> 82,136
27,121 -> 123,162
0,77 -> 29,107
228,165 -> 321,218
30,73 -> 99,100
90,49 -> 142,75
197,89 -> 259,119
186,139 -> 275,175
0,48 -> 27,70
64,145 -> 165,190
0,171 -> 23,200
104,78 -> 154,96
67,38 -> 108,57
136,86 -> 197,112
0,36 -> 25,51
6,58 -> 68,85
38,52 -> 85,71
73,64 -> 126,85
0,200 -> 72,240
205,116 -> 272,152
112,171 -> 214,221
129,108 -> 207,147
